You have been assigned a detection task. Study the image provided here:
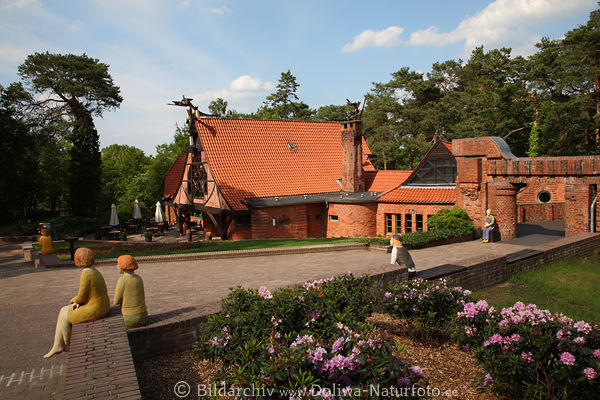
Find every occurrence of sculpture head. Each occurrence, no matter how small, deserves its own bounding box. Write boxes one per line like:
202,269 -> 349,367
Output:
74,248 -> 95,268
117,254 -> 138,272
391,233 -> 403,247
40,228 -> 49,236
486,208 -> 492,215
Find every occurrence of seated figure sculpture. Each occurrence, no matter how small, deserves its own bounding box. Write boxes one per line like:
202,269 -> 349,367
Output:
482,209 -> 496,243
44,247 -> 110,358
39,227 -> 54,255
390,234 -> 416,274
114,255 -> 148,329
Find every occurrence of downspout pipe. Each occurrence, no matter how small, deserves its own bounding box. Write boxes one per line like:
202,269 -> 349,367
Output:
590,194 -> 597,233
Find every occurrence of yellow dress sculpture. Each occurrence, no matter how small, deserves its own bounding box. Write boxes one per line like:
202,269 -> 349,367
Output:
44,248 -> 110,358
39,228 -> 54,255
114,255 -> 148,329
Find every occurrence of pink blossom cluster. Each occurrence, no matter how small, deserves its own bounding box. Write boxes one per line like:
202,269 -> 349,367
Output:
521,351 -> 535,363
208,326 -> 231,347
290,334 -> 315,349
258,286 -> 272,299
498,302 -> 552,327
302,276 -> 334,290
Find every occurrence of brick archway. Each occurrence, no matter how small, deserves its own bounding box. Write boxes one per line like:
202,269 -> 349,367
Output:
453,137 -> 600,239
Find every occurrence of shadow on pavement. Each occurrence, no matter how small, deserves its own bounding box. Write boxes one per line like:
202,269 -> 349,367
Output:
516,221 -> 565,238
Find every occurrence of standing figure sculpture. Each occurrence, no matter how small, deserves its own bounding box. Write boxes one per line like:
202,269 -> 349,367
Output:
114,255 -> 148,329
390,234 -> 416,275
482,209 -> 496,243
44,248 -> 110,358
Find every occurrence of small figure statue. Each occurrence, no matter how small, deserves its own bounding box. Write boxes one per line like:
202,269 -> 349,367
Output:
482,209 -> 496,243
114,255 -> 148,329
44,248 -> 110,358
39,227 -> 54,255
390,234 -> 416,274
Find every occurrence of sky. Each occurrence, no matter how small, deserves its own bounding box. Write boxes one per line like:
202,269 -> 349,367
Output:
0,0 -> 597,155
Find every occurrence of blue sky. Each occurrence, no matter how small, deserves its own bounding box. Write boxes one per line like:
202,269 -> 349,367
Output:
0,0 -> 597,155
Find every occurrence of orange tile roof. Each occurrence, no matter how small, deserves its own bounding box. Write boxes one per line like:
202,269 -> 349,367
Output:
364,170 -> 412,192
163,155 -> 187,198
378,186 -> 456,203
195,118 -> 374,210
442,141 -> 452,152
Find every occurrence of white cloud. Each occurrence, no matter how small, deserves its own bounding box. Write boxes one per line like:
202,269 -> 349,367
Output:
408,0 -> 596,56
205,5 -> 230,15
342,26 -> 404,52
192,75 -> 273,113
178,0 -> 190,9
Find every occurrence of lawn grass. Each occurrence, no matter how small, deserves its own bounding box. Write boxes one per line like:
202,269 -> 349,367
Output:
44,237 -> 366,260
474,253 -> 600,322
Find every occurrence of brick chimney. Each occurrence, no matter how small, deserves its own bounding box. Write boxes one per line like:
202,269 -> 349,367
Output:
341,120 -> 365,192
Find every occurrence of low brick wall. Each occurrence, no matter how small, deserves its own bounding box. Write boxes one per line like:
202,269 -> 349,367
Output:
446,233 -> 600,290
61,306 -> 141,399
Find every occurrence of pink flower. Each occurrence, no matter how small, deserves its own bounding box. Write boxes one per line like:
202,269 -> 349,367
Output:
332,337 -> 345,353
484,373 -> 493,385
384,292 -> 392,299
410,366 -> 424,377
584,368 -> 597,380
593,349 -> 600,358
573,320 -> 592,334
475,300 -> 489,312
574,336 -> 586,345
521,352 -> 535,363
560,352 -> 576,366
258,286 -> 272,299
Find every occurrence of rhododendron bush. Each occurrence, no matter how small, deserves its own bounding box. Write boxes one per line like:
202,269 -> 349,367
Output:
454,300 -> 600,399
194,274 -> 426,399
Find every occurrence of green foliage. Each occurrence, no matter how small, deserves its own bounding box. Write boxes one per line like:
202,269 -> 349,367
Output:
312,104 -> 347,121
193,275 -> 428,398
453,300 -> 600,399
259,70 -> 313,120
16,52 -> 122,217
426,207 -> 475,231
383,278 -> 473,333
401,226 -> 474,249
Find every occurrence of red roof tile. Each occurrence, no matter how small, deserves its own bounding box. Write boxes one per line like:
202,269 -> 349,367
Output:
195,118 -> 374,210
443,141 -> 452,152
378,186 -> 456,203
163,155 -> 187,198
364,170 -> 412,192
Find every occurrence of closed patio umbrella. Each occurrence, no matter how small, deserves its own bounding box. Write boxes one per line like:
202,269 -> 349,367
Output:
155,201 -> 165,223
109,204 -> 119,226
133,199 -> 142,220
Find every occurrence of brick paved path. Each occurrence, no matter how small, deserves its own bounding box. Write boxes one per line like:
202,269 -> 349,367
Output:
0,221 -> 564,399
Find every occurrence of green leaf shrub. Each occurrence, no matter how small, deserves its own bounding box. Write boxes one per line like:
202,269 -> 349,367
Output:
401,226 -> 474,249
453,300 -> 600,399
426,207 -> 474,231
383,278 -> 473,333
193,274 -> 428,398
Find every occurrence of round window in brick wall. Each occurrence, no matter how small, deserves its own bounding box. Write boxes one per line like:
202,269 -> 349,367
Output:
537,190 -> 551,203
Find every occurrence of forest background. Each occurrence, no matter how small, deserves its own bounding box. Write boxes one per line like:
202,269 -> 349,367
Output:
1,7 -> 598,230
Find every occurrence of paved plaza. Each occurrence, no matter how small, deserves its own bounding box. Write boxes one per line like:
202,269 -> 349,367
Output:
0,221 -> 565,399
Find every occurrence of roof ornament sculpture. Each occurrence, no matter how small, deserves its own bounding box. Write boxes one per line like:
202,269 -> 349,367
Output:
345,98 -> 365,121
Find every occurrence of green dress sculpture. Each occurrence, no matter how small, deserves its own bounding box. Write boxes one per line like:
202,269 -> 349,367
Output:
114,255 -> 148,329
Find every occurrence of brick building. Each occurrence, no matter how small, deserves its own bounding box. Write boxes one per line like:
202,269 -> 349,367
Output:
164,112 -> 599,240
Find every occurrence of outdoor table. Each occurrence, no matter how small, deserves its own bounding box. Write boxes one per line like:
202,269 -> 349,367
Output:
146,227 -> 158,236
64,237 -> 79,260
126,224 -> 138,234
109,230 -> 121,240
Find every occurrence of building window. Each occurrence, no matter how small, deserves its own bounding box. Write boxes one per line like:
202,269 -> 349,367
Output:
329,215 -> 339,221
234,215 -> 251,227
405,214 -> 413,233
272,217 -> 276,226
395,214 -> 402,234
279,215 -> 291,225
385,214 -> 393,234
538,191 -> 551,204
416,214 -> 423,231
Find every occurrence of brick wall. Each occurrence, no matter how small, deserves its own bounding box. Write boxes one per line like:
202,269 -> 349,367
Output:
376,203 -> 453,236
326,203 -> 377,237
565,184 -> 592,236
518,203 -> 565,223
251,205 -> 309,239
62,306 -> 141,399
446,233 -> 600,290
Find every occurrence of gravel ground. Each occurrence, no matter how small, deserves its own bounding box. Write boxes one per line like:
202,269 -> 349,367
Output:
136,313 -> 498,400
